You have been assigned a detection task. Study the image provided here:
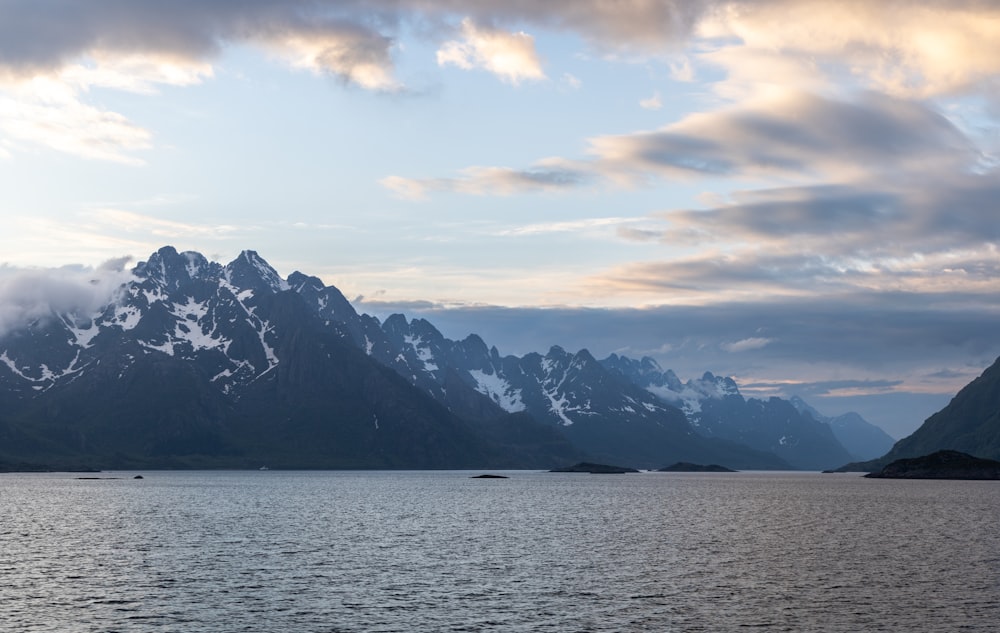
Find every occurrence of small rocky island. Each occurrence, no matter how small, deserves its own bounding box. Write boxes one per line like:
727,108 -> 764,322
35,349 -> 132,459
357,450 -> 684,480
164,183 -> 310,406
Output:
658,462 -> 737,472
865,450 -> 1000,480
550,462 -> 639,474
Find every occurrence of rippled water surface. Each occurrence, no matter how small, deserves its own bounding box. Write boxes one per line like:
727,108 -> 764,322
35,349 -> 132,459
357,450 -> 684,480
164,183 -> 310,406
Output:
2,470 -> 999,632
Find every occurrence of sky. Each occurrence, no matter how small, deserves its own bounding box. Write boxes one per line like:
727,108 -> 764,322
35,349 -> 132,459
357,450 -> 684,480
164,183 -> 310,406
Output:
2,1 -> 1000,439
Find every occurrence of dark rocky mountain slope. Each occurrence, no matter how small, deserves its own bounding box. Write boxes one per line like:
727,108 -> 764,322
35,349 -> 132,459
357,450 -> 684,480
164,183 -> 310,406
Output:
835,356 -> 1000,472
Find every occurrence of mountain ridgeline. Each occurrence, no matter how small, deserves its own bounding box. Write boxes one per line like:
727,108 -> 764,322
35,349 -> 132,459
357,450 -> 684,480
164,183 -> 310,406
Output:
837,355 -> 1000,472
0,247 -> 888,471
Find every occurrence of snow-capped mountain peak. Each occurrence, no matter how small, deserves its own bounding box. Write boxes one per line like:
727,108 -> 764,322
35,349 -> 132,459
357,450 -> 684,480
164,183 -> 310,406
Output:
133,246 -> 223,291
224,250 -> 290,294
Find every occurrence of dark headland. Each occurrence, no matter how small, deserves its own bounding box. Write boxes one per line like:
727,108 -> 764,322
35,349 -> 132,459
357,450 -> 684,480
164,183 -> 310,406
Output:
864,450 -> 1000,480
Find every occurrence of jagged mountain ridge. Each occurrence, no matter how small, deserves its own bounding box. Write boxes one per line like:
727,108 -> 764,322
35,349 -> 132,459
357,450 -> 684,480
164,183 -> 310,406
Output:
0,246 -> 858,469
289,282 -> 788,469
600,354 -> 861,470
0,247 -> 580,468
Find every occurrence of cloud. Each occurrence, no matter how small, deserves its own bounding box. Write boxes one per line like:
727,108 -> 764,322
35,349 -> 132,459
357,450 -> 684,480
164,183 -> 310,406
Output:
382,162 -> 591,198
0,208 -> 261,270
58,54 -> 213,94
663,185 -> 903,243
3,2 -> 1000,96
585,91 -> 976,183
0,49 -> 211,162
721,337 -> 772,352
658,174 -> 1000,252
744,378 -> 905,398
0,1 -> 708,79
698,1 -> 1000,98
3,1 -> 998,165
0,1 -> 404,160
0,3 -> 407,95
594,171 -> 1000,307
0,260 -> 134,337
88,208 -> 245,239
385,90 -> 979,195
437,18 -> 545,84
582,242 -> 1000,307
0,2 -> 398,84
583,252 -> 846,301
561,73 -> 582,90
360,290 -> 999,365
261,21 -> 400,91
495,217 -> 637,237
639,92 -> 663,110
378,82 -> 999,314
669,57 -> 694,82
0,76 -> 153,164
616,226 -> 663,242
98,255 -> 135,273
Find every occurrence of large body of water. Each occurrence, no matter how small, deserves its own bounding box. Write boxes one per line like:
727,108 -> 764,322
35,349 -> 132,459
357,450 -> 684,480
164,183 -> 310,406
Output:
2,470 -> 998,632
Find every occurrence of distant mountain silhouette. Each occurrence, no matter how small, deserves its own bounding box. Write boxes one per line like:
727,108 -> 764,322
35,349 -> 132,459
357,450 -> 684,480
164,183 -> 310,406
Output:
602,355 -> 855,470
789,396 -> 895,462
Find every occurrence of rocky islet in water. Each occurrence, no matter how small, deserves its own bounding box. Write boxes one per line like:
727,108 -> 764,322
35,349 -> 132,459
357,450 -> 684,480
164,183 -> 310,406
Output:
864,450 -> 1000,480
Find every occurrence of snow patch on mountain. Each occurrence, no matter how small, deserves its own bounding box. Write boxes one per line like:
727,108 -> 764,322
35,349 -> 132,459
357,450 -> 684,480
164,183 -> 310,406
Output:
469,369 -> 525,412
538,356 -> 577,424
172,296 -> 207,321
643,372 -> 741,418
541,356 -> 557,377
63,316 -> 99,349
404,334 -> 438,372
166,297 -> 231,354
212,367 -> 235,382
257,320 -> 278,370
113,305 -> 142,331
140,340 -> 175,356
0,350 -> 85,387
1,351 -> 33,381
545,388 -> 575,426
143,288 -> 165,305
176,321 -> 227,353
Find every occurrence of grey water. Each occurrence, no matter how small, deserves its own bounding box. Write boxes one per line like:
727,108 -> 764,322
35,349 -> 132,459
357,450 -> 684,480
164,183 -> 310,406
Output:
1,471 -> 998,632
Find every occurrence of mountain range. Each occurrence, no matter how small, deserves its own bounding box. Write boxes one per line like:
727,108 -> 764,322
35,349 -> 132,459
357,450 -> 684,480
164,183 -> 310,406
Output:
0,247 -> 897,470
